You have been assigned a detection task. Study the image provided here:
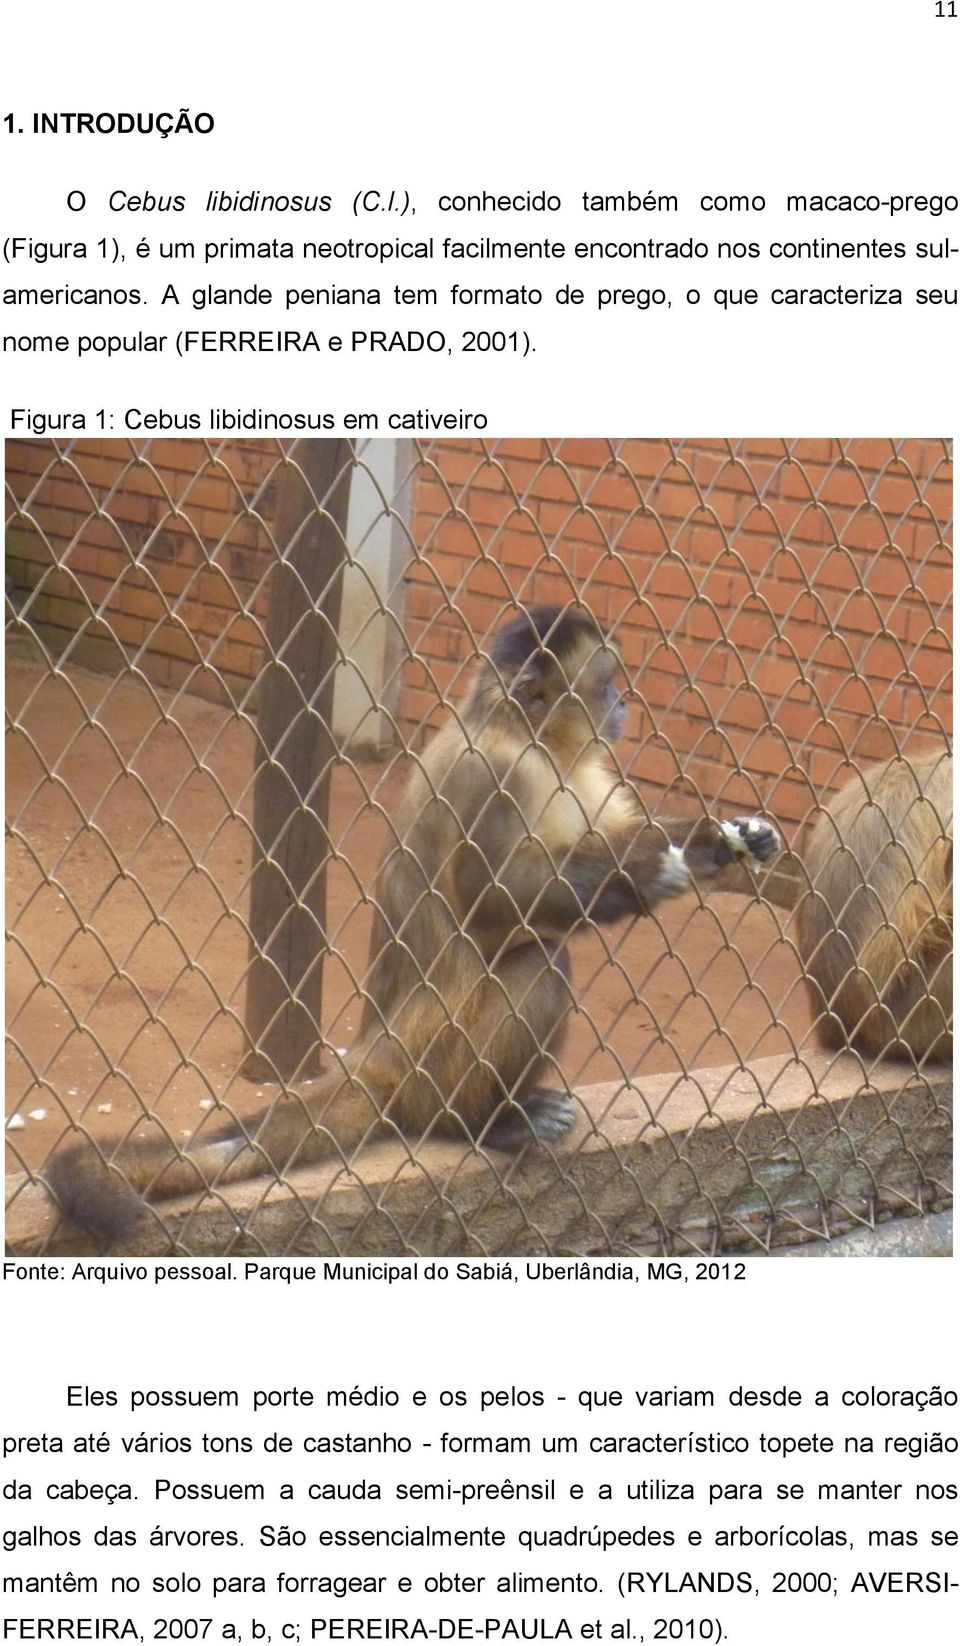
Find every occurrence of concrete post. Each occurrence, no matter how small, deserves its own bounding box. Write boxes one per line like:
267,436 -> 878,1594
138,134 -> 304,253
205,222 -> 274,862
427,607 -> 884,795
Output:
332,438 -> 413,751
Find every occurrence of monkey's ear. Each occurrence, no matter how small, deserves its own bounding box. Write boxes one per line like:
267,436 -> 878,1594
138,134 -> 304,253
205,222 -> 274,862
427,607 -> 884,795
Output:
509,654 -> 550,717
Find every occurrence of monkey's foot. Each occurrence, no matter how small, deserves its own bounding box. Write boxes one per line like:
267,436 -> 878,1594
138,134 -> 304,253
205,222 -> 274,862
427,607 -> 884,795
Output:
482,1089 -> 576,1151
722,816 -> 781,869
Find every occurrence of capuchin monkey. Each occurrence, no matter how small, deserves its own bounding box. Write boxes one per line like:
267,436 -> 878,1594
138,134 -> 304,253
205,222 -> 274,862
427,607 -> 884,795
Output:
796,749 -> 952,1062
44,605 -> 782,1244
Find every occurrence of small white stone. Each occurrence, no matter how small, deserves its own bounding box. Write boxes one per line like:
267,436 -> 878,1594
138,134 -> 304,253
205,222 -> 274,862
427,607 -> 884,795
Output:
6,1114 -> 25,1130
28,1108 -> 47,1121
96,1103 -> 113,1114
67,1086 -> 79,1095
198,1099 -> 214,1110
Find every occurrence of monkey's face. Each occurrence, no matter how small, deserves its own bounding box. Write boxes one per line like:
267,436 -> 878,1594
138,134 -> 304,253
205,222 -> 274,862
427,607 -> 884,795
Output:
482,606 -> 628,756
511,639 -> 627,752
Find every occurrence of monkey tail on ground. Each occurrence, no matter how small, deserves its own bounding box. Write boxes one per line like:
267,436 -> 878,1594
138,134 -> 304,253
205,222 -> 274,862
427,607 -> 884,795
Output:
43,1045 -> 402,1246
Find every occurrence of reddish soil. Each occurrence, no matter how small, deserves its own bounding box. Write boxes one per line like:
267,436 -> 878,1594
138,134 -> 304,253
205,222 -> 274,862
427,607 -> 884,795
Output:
6,651 -> 813,1179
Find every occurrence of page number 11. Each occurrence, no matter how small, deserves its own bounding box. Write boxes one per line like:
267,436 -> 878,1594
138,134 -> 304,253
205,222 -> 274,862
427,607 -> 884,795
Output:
934,1 -> 957,15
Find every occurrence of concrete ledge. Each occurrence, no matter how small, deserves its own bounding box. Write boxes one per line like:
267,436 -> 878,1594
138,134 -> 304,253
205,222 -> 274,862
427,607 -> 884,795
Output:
775,1209 -> 953,1257
5,1052 -> 952,1258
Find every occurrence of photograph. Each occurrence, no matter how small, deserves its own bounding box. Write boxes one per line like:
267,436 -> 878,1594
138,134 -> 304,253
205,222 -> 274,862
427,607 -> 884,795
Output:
4,436 -> 953,1257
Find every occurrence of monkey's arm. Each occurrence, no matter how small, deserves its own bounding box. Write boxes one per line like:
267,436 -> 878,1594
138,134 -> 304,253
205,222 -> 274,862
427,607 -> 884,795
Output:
457,794 -> 778,936
607,812 -> 781,906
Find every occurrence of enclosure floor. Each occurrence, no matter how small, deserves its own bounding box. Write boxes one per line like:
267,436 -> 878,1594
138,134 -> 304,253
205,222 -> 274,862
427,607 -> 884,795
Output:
6,650 -> 815,1173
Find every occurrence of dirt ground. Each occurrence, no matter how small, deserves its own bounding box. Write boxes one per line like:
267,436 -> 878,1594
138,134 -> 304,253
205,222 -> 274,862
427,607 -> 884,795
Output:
6,650 -> 814,1179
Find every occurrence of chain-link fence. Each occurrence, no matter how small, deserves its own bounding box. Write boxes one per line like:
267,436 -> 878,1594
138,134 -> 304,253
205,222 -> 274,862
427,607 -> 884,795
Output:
4,437 -> 953,1257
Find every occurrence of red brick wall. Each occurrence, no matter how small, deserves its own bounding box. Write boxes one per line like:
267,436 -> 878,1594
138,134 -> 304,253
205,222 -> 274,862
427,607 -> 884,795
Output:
5,437 -> 952,836
403,438 -> 952,832
5,440 -> 280,697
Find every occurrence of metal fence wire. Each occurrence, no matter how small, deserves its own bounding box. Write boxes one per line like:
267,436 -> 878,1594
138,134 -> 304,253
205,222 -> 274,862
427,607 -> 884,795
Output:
4,436 -> 953,1258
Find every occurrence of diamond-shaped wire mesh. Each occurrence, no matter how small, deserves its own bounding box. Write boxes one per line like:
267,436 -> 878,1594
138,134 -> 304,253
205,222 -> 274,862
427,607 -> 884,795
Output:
4,437 -> 953,1257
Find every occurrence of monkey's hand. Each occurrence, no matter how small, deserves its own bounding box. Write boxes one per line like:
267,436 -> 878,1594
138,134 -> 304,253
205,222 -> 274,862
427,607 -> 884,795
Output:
681,814 -> 781,879
721,815 -> 782,871
615,814 -> 782,914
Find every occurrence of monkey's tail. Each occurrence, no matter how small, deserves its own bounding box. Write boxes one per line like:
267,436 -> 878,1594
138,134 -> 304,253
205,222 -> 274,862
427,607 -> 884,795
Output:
44,1053 -> 399,1247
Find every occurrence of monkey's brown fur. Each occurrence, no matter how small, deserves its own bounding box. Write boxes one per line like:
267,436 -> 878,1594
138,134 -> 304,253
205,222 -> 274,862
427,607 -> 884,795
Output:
796,750 -> 952,1061
45,606 -> 781,1244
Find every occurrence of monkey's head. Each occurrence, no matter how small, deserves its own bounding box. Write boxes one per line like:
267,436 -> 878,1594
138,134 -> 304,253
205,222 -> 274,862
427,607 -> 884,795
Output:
474,605 -> 627,750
